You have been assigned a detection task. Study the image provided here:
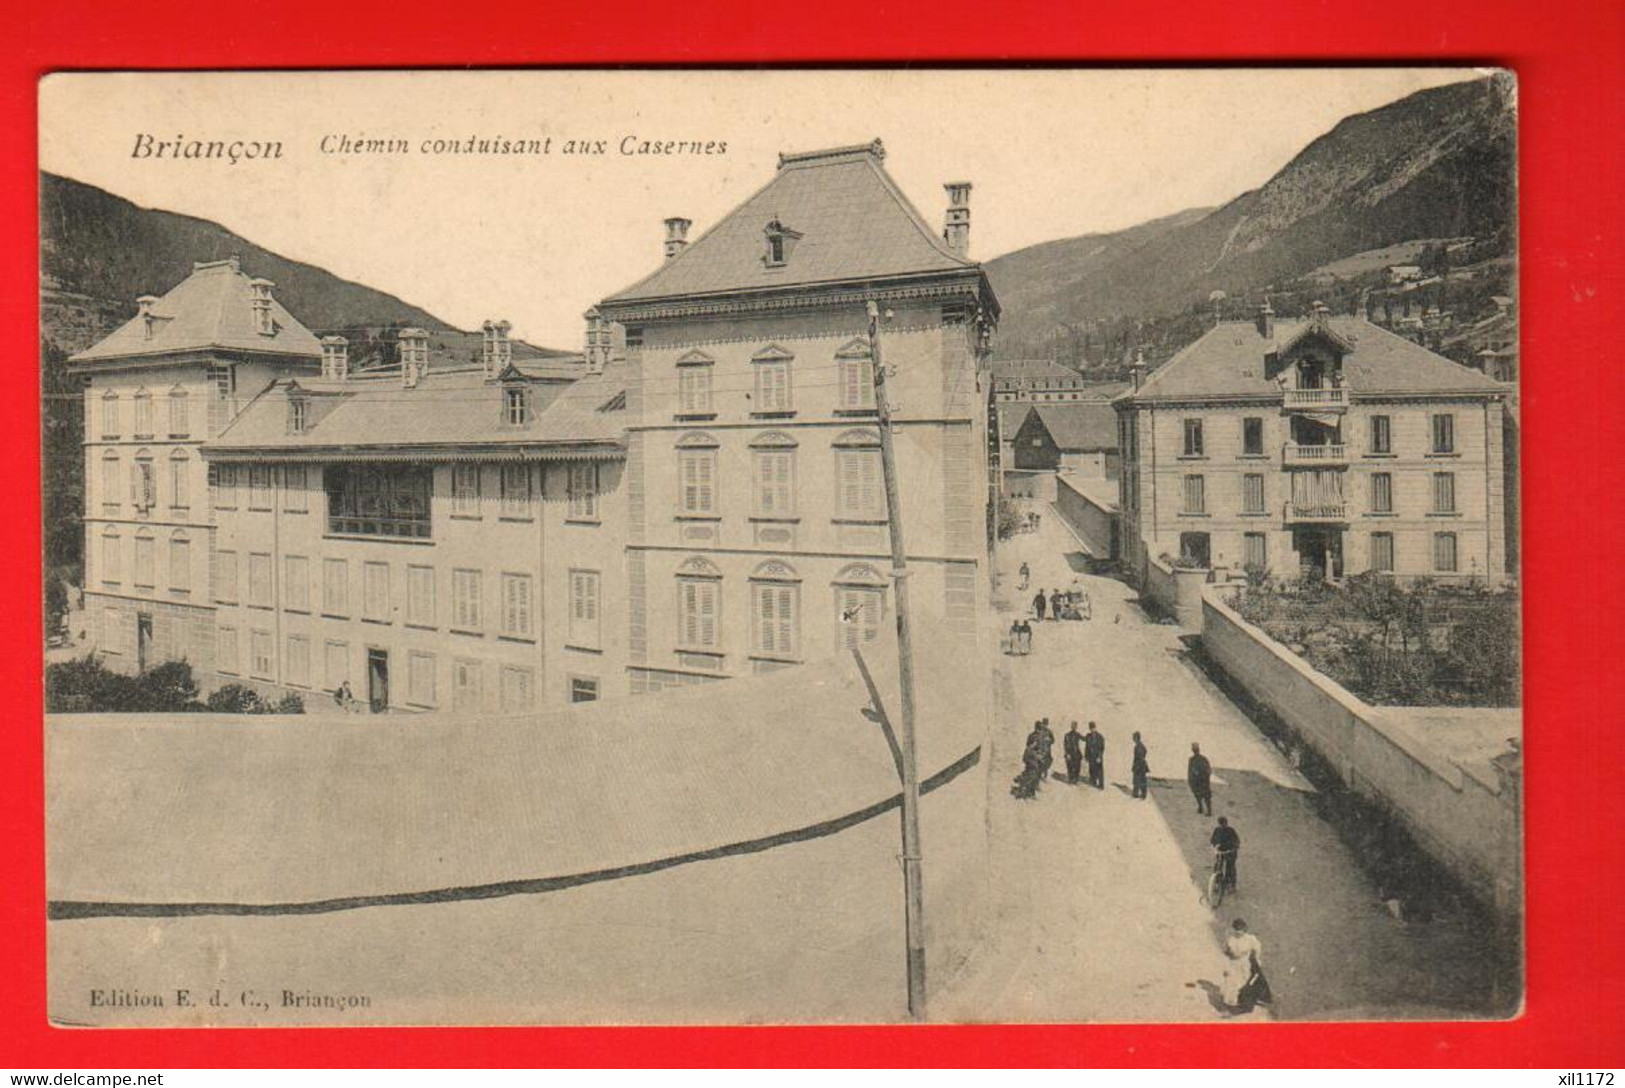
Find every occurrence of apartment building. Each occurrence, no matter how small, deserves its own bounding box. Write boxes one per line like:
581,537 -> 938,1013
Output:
1115,304 -> 1512,583
70,257 -> 325,676
199,329 -> 627,710
595,139 -> 1000,694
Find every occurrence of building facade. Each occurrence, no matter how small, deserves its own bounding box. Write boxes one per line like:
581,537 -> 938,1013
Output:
71,258 -> 325,679
596,140 -> 999,694
1115,305 -> 1511,583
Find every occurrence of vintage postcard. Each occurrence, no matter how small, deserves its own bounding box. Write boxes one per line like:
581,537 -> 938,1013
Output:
39,68 -> 1521,1026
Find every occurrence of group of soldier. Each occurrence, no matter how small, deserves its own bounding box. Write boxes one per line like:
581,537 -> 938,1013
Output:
1011,724 -> 1219,816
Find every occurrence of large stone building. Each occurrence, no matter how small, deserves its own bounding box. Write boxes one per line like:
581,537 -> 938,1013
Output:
595,139 -> 1000,693
1114,304 -> 1512,583
71,258 -> 325,677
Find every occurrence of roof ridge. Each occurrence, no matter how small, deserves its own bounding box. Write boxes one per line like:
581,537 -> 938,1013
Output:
777,139 -> 886,169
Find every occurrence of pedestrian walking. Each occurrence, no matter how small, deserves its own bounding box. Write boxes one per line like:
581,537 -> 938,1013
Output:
1049,588 -> 1064,620
1018,562 -> 1031,591
1063,721 -> 1084,784
1188,742 -> 1213,814
1084,721 -> 1106,789
1016,619 -> 1032,655
1220,918 -> 1271,1014
1010,720 -> 1048,800
1131,731 -> 1150,799
1032,590 -> 1047,621
1036,718 -> 1055,780
1005,620 -> 1021,655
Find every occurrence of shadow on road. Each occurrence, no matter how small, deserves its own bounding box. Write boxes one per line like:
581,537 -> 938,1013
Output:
1149,768 -> 1511,1020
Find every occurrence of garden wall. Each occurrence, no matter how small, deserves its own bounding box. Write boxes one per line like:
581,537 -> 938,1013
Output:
1200,585 -> 1522,925
1142,554 -> 1208,633
1052,475 -> 1117,560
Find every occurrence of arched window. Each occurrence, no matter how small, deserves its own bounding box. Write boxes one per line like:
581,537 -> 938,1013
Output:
676,432 -> 719,516
168,384 -> 190,438
100,526 -> 121,584
130,449 -> 156,512
676,556 -> 722,650
834,563 -> 887,650
132,387 -> 154,438
832,429 -> 884,520
100,389 -> 120,439
751,344 -> 795,415
168,530 -> 191,592
749,432 -> 797,518
749,560 -> 800,659
100,450 -> 120,512
133,529 -> 156,588
168,449 -> 190,510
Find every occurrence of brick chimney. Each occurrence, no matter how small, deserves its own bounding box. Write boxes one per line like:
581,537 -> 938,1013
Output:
399,327 -> 429,388
321,335 -> 349,380
1256,300 -> 1275,340
943,182 -> 972,256
248,278 -> 276,335
1130,347 -> 1148,391
663,217 -> 692,259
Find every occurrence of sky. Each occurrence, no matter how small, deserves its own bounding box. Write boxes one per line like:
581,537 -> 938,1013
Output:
40,69 -> 1483,350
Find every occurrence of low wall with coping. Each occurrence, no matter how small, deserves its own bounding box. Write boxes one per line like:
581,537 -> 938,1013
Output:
1142,554 -> 1208,632
1053,475 -> 1117,560
1199,585 -> 1522,924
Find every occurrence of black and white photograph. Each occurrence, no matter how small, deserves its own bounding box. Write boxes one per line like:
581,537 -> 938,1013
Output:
39,68 -> 1521,1025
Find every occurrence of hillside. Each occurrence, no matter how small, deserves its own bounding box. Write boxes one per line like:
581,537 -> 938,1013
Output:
985,74 -> 1516,358
40,172 -> 571,358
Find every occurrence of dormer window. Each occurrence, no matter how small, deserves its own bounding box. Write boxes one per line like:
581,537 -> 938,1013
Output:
289,398 -> 309,434
763,219 -> 802,268
505,386 -> 531,426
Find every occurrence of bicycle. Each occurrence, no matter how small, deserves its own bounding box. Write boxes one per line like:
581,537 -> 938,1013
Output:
1206,848 -> 1237,907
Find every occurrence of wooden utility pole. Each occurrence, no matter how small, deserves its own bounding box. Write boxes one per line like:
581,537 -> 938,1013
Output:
865,298 -> 927,1021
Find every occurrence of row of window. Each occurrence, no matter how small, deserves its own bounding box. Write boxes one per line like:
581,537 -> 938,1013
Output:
674,432 -> 884,520
98,386 -> 193,440
210,554 -> 574,644
98,527 -> 192,591
214,629 -> 550,710
1184,531 -> 1464,575
204,463 -> 602,527
1133,412 -> 1461,461
100,449 -> 196,513
1175,471 -> 1463,517
671,558 -> 887,660
673,345 -> 877,418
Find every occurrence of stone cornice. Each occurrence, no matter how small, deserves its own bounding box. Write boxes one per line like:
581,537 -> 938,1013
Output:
597,269 -> 999,325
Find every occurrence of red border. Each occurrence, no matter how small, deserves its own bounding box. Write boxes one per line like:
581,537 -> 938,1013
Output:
8,0 -> 1624,1067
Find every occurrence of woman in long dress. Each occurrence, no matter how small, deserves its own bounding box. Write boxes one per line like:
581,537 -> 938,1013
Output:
1220,918 -> 1265,1011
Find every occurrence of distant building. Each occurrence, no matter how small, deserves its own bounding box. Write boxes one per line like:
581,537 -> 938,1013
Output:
1114,303 -> 1511,583
1387,264 -> 1423,284
992,359 -> 1100,403
1009,403 -> 1119,478
595,139 -> 999,692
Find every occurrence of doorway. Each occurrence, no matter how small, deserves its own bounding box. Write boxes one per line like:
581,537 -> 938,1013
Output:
367,648 -> 389,713
136,612 -> 153,673
1293,528 -> 1344,582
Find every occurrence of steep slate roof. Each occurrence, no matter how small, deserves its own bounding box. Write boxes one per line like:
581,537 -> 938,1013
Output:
1023,403 -> 1120,451
205,365 -> 626,455
995,403 -> 1031,442
603,140 -> 972,303
1128,316 -> 1507,402
992,359 -> 1082,384
71,257 -> 324,363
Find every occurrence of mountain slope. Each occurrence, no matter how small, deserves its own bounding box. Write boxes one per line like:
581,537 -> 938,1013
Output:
985,74 -> 1515,355
40,172 -> 571,357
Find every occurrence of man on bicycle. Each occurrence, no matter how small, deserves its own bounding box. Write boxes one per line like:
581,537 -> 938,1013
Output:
1210,816 -> 1241,893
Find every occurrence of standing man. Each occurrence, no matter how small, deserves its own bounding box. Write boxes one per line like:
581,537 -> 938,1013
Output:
1188,742 -> 1213,815
1036,719 -> 1056,781
1032,589 -> 1047,621
1131,731 -> 1150,799
1063,722 -> 1085,784
1084,722 -> 1106,789
1049,587 -> 1065,621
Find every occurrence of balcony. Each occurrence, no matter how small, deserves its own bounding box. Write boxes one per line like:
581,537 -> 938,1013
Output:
1282,442 -> 1349,467
1284,500 -> 1348,523
1282,387 -> 1349,412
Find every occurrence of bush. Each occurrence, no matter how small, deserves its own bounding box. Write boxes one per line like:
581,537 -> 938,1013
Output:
205,683 -> 269,714
46,656 -> 202,713
272,693 -> 306,714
